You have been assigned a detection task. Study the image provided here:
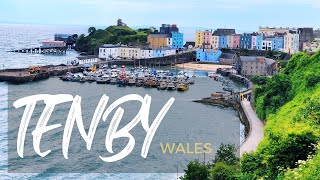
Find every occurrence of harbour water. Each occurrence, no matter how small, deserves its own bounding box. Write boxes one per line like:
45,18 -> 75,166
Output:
0,24 -> 244,179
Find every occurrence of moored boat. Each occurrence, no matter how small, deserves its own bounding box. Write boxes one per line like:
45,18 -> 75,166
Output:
177,83 -> 189,91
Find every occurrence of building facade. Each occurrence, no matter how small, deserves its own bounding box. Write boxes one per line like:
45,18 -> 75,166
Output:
262,38 -> 273,51
219,36 -> 227,48
196,49 -> 222,63
195,30 -> 212,48
272,36 -> 284,51
259,27 -> 291,36
284,32 -> 300,54
236,56 -> 277,76
256,35 -> 263,50
212,36 -> 219,49
240,34 -> 252,49
231,35 -> 240,48
298,28 -> 314,51
140,48 -> 154,59
171,32 -> 184,49
99,44 -> 120,60
160,24 -> 179,34
148,34 -> 170,48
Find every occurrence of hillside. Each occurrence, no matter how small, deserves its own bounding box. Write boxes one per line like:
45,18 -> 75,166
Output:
241,51 -> 320,179
74,26 -> 151,55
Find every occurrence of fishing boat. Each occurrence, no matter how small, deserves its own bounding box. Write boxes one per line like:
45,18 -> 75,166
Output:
144,79 -> 157,88
177,83 -> 189,91
118,79 -> 127,87
167,82 -> 176,91
109,77 -> 118,85
86,76 -> 96,83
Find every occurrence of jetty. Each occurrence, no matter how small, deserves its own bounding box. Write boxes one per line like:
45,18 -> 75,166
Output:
0,65 -> 82,84
8,47 -> 67,54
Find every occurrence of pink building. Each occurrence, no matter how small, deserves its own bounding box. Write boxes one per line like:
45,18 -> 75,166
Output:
231,35 -> 240,48
203,31 -> 212,48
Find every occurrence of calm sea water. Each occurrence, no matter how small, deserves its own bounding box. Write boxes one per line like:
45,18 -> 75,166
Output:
0,24 -> 243,179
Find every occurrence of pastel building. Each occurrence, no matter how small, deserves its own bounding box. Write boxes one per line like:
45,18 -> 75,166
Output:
255,35 -> 263,50
196,49 -> 222,63
231,35 -> 240,48
99,44 -> 121,60
153,47 -> 176,58
140,48 -> 153,59
195,30 -> 212,48
272,36 -> 284,51
119,47 -> 141,59
212,36 -> 219,49
171,32 -> 184,49
148,34 -> 170,48
240,33 -> 252,49
41,40 -> 66,48
219,36 -> 227,48
227,36 -> 232,48
284,31 -> 300,54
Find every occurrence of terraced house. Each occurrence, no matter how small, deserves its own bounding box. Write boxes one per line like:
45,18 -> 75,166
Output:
195,30 -> 212,48
148,34 -> 170,48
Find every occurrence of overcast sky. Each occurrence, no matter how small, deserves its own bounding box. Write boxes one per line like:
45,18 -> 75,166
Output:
1,0 -> 319,31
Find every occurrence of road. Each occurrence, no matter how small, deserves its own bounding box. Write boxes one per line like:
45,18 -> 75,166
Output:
240,99 -> 265,156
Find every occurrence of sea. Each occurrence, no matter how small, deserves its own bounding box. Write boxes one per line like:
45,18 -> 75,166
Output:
0,24 -> 244,179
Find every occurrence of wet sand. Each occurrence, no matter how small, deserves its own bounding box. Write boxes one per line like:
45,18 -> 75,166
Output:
175,63 -> 232,71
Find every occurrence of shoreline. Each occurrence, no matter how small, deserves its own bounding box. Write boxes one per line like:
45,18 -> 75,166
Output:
175,62 -> 232,72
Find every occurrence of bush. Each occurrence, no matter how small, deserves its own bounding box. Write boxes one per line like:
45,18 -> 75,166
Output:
181,160 -> 210,180
210,162 -> 237,180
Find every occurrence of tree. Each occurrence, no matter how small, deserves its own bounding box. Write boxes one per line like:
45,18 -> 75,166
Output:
88,27 -> 96,34
180,160 -> 210,180
213,144 -> 239,166
209,162 -> 237,180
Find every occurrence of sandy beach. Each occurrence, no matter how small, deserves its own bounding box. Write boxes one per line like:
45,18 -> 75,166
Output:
175,62 -> 232,72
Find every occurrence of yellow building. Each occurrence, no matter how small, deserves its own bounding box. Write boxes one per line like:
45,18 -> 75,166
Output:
119,47 -> 141,59
148,34 -> 169,48
195,30 -> 212,48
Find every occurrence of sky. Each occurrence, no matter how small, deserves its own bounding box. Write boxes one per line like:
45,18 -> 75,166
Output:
0,0 -> 319,32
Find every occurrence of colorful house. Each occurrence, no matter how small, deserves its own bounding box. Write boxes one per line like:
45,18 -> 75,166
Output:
171,32 -> 184,49
272,36 -> 284,51
148,34 -> 170,48
196,49 -> 222,63
219,36 -> 227,48
153,47 -> 176,58
240,33 -> 252,49
231,35 -> 240,48
195,30 -> 212,48
212,35 -> 219,49
256,35 -> 263,50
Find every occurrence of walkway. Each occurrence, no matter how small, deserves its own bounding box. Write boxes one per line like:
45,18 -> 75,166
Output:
240,99 -> 265,156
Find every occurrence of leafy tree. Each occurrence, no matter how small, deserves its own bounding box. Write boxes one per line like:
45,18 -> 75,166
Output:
180,160 -> 210,180
88,27 -> 96,34
213,144 -> 239,166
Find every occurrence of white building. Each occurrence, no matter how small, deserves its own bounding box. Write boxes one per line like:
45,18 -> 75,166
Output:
167,38 -> 172,47
303,38 -> 320,53
284,32 -> 300,54
259,27 -> 291,36
227,36 -> 232,48
262,38 -> 272,51
76,56 -> 100,65
99,44 -> 120,60
140,48 -> 154,59
212,36 -> 219,49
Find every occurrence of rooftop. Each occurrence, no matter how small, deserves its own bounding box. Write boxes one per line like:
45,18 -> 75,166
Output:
220,53 -> 235,59
240,56 -> 275,65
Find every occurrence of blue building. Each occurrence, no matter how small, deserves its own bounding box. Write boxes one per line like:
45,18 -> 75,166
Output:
153,48 -> 165,58
271,36 -> 284,51
256,35 -> 263,50
240,33 -> 252,49
171,32 -> 184,49
196,49 -> 222,63
219,36 -> 227,48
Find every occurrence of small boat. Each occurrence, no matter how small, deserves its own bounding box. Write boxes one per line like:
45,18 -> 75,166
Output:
157,81 -> 168,90
177,84 -> 189,91
167,82 -> 176,91
96,77 -> 108,84
144,79 -> 157,88
128,77 -> 136,86
208,72 -> 217,78
79,77 -> 86,83
86,76 -> 96,83
136,79 -> 144,87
